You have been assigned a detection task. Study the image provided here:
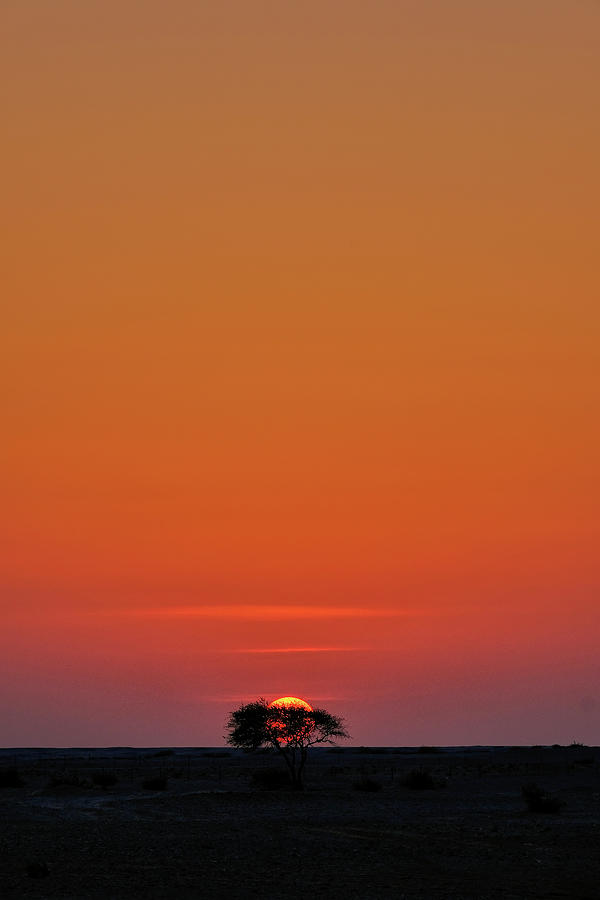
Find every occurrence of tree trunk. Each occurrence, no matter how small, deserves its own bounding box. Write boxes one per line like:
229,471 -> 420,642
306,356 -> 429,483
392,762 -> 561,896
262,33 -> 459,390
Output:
275,743 -> 298,787
294,748 -> 308,790
291,771 -> 303,790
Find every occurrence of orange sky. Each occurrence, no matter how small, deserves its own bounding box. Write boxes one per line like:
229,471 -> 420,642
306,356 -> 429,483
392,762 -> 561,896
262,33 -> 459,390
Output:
2,0 -> 599,745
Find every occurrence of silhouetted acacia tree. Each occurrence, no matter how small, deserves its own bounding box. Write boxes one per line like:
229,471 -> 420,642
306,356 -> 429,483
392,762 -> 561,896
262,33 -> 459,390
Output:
225,698 -> 349,789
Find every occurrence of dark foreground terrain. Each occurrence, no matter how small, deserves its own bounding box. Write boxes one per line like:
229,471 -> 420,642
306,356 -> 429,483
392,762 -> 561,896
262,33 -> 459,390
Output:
1,745 -> 599,899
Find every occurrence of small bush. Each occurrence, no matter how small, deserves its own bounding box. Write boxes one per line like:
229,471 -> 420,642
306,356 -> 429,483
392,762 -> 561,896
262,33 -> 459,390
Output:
0,767 -> 24,788
571,754 -> 596,767
48,771 -> 90,789
400,768 -> 444,790
353,774 -> 382,792
27,861 -> 50,879
251,767 -> 291,790
521,783 -> 565,813
356,746 -> 388,755
92,771 -> 118,788
142,775 -> 168,790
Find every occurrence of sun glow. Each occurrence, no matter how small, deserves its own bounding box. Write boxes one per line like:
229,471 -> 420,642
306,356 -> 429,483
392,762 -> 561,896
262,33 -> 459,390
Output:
267,697 -> 314,746
269,696 -> 313,711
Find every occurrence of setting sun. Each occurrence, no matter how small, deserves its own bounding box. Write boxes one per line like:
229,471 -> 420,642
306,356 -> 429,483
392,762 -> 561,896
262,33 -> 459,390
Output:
269,697 -> 313,712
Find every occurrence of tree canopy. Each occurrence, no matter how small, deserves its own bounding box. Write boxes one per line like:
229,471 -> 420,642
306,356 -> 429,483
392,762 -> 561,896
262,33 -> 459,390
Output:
225,697 -> 349,788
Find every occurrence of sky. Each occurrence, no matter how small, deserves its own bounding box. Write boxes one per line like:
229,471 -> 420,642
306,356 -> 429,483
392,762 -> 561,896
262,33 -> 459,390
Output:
2,0 -> 599,746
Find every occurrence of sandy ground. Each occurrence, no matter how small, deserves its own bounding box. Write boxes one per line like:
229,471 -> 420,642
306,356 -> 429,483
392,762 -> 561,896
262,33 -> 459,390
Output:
1,745 -> 599,899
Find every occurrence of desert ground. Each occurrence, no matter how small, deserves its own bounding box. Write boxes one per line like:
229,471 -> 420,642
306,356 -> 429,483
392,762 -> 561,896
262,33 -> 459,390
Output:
1,744 -> 599,899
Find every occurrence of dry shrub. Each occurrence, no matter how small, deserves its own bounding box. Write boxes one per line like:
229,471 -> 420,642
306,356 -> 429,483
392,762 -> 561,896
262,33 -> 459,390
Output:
142,775 -> 168,790
401,768 -> 445,790
48,771 -> 91,789
27,861 -> 50,879
353,774 -> 382,792
251,767 -> 291,790
0,768 -> 24,788
92,771 -> 118,787
521,783 -> 565,813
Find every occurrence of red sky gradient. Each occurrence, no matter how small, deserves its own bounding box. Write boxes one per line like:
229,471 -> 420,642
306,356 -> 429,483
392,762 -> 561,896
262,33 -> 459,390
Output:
2,0 -> 599,746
